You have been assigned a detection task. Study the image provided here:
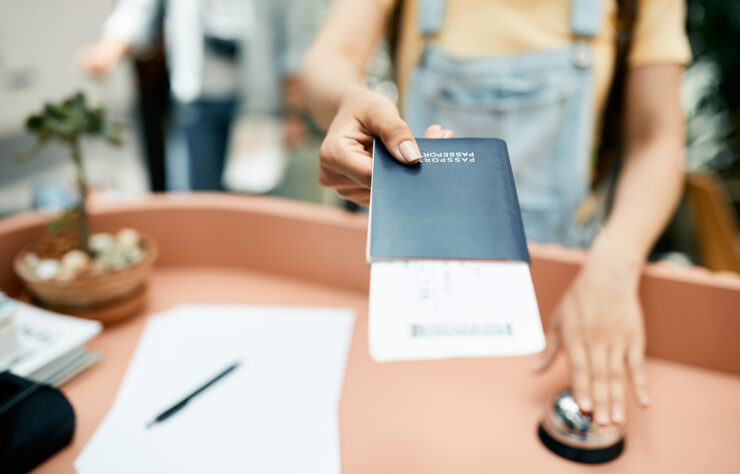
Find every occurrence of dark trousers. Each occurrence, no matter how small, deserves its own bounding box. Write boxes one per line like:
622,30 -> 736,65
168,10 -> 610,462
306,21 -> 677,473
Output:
180,98 -> 237,191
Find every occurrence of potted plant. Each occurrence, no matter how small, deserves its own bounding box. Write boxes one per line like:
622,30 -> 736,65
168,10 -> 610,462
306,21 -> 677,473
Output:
13,91 -> 157,324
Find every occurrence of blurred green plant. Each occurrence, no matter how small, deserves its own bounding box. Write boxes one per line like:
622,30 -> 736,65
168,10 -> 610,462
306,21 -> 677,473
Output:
23,91 -> 123,254
686,0 -> 740,176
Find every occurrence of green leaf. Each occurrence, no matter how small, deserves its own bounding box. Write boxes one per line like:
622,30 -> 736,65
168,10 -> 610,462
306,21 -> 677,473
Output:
45,116 -> 77,141
43,103 -> 65,120
102,123 -> 124,146
85,107 -> 104,134
71,91 -> 86,110
23,90 -> 125,160
26,115 -> 44,131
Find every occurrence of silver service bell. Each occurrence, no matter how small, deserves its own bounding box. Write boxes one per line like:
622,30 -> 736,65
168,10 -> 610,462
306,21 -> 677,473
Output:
538,389 -> 625,463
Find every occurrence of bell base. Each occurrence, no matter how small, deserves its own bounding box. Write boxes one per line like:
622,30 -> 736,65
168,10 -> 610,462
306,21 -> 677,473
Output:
537,424 -> 624,464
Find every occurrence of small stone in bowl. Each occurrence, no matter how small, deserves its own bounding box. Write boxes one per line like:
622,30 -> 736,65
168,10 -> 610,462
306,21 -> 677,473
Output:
117,228 -> 140,249
25,252 -> 40,270
94,246 -> 129,273
61,249 -> 90,275
122,245 -> 144,265
89,233 -> 115,254
35,259 -> 61,280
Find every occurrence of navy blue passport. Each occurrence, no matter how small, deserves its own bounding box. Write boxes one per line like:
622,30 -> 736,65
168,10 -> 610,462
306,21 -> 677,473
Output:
368,138 -> 529,262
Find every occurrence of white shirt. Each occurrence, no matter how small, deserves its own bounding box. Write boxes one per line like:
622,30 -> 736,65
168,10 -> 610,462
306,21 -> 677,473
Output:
102,0 -> 321,110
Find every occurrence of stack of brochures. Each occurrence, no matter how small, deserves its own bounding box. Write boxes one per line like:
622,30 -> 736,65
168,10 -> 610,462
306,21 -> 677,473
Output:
367,138 -> 545,362
0,293 -> 102,387
76,304 -> 354,474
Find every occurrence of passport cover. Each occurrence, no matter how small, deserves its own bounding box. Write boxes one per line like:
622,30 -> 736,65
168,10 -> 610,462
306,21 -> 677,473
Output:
368,138 -> 529,262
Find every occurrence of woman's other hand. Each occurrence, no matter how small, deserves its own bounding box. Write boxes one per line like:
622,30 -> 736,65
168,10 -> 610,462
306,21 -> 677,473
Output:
533,236 -> 651,426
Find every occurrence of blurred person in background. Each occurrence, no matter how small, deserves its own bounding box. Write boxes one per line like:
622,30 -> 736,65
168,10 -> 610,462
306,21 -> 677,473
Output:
81,0 -> 321,192
301,0 -> 690,428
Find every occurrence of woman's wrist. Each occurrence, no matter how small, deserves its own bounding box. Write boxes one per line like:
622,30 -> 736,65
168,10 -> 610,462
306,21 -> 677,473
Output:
587,227 -> 646,288
339,84 -> 373,105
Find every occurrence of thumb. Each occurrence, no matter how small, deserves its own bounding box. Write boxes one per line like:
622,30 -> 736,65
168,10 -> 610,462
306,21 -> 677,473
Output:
358,100 -> 421,164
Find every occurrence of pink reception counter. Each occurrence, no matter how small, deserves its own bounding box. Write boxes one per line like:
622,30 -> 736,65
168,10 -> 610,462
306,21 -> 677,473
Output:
0,194 -> 738,473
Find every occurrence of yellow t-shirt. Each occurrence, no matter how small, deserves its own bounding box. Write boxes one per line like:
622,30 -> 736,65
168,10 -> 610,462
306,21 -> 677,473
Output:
393,0 -> 692,137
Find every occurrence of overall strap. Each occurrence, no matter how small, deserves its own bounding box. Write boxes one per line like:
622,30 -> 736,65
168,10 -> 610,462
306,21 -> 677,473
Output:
570,0 -> 603,38
419,0 -> 603,39
417,0 -> 447,36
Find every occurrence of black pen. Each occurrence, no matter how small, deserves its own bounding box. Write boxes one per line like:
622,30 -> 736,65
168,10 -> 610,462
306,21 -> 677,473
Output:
146,360 -> 241,428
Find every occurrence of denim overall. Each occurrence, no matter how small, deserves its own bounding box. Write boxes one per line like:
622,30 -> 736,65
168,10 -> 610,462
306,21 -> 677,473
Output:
404,0 -> 602,246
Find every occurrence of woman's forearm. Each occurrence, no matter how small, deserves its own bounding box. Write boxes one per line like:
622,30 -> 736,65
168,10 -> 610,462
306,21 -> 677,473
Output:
300,0 -> 391,129
301,48 -> 364,129
593,65 -> 685,268
596,137 -> 684,266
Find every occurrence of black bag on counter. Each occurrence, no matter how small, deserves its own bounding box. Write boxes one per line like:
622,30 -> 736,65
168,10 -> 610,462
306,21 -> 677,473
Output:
0,371 -> 75,473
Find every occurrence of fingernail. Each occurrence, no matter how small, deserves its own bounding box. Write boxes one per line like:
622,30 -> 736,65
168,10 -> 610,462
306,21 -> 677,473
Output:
612,406 -> 624,424
579,397 -> 592,412
399,140 -> 421,163
442,130 -> 454,138
595,411 -> 610,425
639,393 -> 651,406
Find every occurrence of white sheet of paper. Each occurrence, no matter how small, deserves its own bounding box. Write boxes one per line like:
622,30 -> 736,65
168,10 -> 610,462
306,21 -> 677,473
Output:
75,305 -> 354,474
369,260 -> 545,362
